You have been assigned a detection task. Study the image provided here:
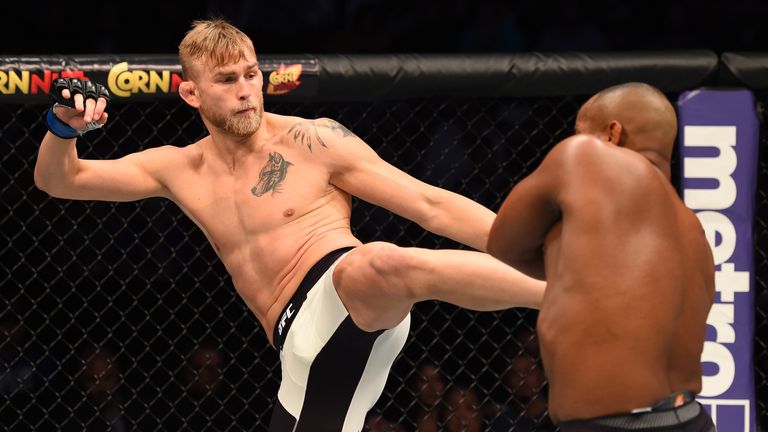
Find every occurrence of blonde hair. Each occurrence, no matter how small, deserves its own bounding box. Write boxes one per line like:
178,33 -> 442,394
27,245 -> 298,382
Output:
178,19 -> 255,79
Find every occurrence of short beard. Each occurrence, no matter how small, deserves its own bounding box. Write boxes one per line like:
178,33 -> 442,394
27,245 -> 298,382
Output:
201,103 -> 262,137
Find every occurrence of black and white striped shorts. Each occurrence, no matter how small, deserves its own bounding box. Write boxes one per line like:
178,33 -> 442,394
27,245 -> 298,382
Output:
268,247 -> 410,432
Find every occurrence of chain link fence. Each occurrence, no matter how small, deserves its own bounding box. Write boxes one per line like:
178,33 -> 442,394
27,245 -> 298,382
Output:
1,93 -> 765,431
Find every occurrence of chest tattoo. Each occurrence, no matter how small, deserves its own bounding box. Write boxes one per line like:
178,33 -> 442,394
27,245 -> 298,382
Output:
251,152 -> 293,197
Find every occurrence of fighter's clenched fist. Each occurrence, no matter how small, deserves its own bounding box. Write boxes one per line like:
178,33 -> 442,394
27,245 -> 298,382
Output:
46,78 -> 110,138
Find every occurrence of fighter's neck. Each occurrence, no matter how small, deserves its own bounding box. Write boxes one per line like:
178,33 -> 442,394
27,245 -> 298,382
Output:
205,113 -> 277,172
637,149 -> 672,180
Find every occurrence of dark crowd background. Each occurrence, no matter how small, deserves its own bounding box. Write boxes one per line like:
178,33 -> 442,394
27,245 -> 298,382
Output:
1,0 -> 766,55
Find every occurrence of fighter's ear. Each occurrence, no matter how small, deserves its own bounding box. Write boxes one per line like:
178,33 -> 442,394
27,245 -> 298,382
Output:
179,81 -> 200,109
607,120 -> 623,146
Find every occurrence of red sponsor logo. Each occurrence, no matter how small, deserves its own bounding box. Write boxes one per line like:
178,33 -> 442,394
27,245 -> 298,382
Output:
0,70 -> 87,95
267,64 -> 302,95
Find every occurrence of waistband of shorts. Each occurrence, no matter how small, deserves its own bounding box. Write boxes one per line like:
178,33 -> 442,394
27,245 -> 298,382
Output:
273,246 -> 355,350
559,392 -> 702,430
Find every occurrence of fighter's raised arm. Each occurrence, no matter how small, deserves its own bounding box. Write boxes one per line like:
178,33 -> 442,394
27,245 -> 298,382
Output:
34,78 -> 174,202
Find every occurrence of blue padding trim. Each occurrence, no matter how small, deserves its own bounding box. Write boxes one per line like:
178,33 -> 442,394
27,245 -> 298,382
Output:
46,107 -> 79,139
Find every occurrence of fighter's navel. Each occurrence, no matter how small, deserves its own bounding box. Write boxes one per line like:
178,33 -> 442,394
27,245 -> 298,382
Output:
283,208 -> 295,217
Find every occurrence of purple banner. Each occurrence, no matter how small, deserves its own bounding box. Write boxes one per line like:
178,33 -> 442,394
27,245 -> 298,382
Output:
678,89 -> 758,432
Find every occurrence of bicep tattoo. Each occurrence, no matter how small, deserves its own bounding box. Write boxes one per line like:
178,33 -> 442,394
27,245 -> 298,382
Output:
287,118 -> 357,152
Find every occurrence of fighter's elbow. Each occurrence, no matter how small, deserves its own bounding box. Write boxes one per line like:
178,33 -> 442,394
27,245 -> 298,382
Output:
486,233 -> 519,264
486,236 -> 500,258
33,169 -> 70,198
487,238 -> 517,267
486,220 -> 508,258
33,168 -> 52,194
496,251 -> 546,281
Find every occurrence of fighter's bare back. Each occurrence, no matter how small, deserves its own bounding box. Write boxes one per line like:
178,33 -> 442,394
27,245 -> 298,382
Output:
535,137 -> 715,421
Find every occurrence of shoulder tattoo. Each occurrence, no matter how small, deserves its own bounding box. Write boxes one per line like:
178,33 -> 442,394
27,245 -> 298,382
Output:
287,118 -> 356,152
251,152 -> 293,197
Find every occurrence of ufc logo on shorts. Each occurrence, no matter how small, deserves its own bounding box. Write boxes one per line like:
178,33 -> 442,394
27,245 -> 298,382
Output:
277,303 -> 295,336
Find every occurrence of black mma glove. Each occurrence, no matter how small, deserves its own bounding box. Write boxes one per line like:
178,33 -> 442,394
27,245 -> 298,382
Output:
46,78 -> 111,139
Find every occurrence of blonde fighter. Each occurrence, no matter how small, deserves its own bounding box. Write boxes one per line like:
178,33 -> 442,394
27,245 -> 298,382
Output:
35,19 -> 544,432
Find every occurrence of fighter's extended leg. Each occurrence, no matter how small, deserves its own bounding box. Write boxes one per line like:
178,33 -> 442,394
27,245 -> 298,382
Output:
333,242 -> 545,332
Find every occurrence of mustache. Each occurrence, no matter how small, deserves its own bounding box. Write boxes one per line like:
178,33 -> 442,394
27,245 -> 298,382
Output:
235,103 -> 257,113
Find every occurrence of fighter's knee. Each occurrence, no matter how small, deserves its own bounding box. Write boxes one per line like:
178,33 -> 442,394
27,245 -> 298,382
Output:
336,242 -> 426,300
367,243 -> 402,274
368,243 -> 426,298
334,242 -> 387,288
